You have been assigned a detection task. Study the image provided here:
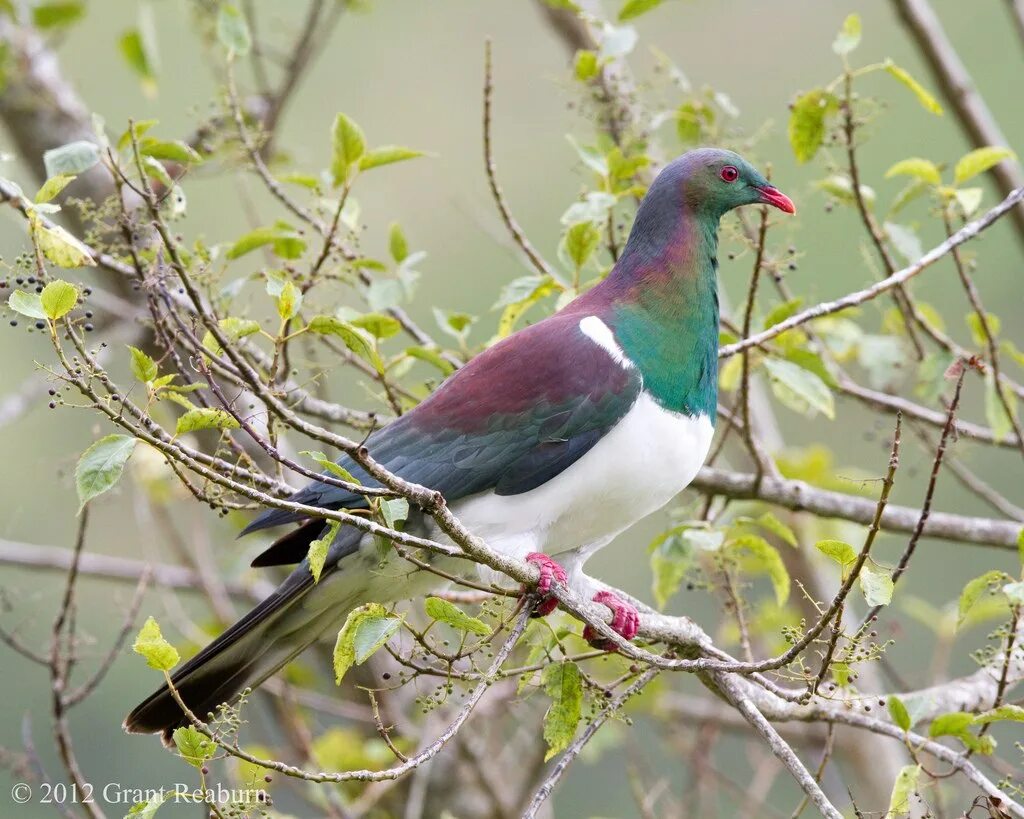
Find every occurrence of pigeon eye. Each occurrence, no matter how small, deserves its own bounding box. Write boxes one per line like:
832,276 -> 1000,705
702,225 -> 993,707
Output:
720,165 -> 739,183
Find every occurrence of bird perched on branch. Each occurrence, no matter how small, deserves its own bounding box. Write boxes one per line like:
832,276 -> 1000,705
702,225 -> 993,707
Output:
125,147 -> 795,741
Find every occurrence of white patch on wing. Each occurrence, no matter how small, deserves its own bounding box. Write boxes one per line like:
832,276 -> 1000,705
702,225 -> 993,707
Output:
447,396 -> 714,588
579,315 -> 633,369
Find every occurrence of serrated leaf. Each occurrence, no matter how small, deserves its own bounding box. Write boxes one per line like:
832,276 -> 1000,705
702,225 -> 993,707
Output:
958,570 -> 1010,627
764,357 -> 835,419
175,408 -> 240,434
358,146 -> 424,172
308,520 -> 340,583
404,345 -> 455,375
860,563 -> 894,606
172,726 -> 215,768
788,89 -> 837,164
29,214 -> 95,268
649,526 -> 696,608
727,534 -> 789,605
815,539 -> 857,576
39,279 -> 81,321
35,173 -> 76,204
139,138 -> 202,164
425,597 -> 490,635
832,13 -> 861,56
75,434 -> 137,509
885,157 -> 941,186
888,696 -> 911,731
202,316 -> 261,356
8,289 -> 47,319
885,62 -> 942,114
378,496 -> 409,531
331,113 -> 366,185
132,616 -> 180,671
350,312 -> 402,339
885,765 -> 920,818
954,146 -> 1016,185
542,661 -> 583,760
332,603 -> 400,684
736,512 -> 798,547
217,4 -> 251,56
43,140 -> 100,177
618,0 -> 662,21
275,280 -> 302,322
975,704 -> 1024,724
128,345 -> 158,382
301,450 -> 361,485
307,315 -> 384,372
562,220 -> 601,269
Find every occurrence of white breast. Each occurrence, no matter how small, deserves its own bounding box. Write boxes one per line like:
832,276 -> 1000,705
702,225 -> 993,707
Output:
450,392 -> 714,560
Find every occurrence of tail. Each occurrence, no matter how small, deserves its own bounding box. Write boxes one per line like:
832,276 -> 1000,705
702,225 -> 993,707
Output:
124,527 -> 361,744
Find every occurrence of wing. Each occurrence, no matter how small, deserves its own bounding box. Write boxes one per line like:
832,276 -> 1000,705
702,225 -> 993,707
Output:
243,310 -> 641,535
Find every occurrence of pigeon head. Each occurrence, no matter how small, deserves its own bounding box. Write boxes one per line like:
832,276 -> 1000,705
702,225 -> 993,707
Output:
667,147 -> 795,217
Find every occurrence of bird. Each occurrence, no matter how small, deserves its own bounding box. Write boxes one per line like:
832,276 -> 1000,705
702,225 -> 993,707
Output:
124,147 -> 795,741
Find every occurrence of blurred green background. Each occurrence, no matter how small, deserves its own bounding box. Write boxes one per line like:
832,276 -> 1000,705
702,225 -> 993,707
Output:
1,0 -> 1022,816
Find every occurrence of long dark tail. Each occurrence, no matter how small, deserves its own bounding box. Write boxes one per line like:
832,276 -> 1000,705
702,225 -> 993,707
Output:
124,527 -> 359,744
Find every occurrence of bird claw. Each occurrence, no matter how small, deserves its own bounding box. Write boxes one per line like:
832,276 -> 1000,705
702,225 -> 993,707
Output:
523,553 -> 567,618
583,591 -> 640,651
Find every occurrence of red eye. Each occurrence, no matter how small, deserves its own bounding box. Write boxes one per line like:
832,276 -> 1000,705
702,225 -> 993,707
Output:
720,165 -> 739,183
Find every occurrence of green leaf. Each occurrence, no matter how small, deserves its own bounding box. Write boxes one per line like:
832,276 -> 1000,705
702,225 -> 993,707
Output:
562,221 -> 601,269
788,89 -> 837,163
217,4 -> 251,56
33,1 -> 85,29
132,616 -> 180,671
350,312 -> 402,340
227,223 -> 306,260
172,726 -> 215,768
648,526 -> 695,608
35,173 -> 76,204
127,792 -> 165,818
954,186 -> 983,218
275,280 -> 302,322
574,49 -> 599,81
139,138 -> 202,164
954,146 -> 1016,185
815,539 -> 857,576
883,222 -> 923,264
39,278 -> 79,319
763,298 -> 803,330
119,29 -> 158,96
175,408 -> 240,434
887,696 -> 911,731
958,570 -> 1010,627
984,373 -> 1018,442
307,520 -> 340,583
202,317 -> 261,355
885,157 -> 941,186
29,214 -> 95,268
885,765 -> 920,818
727,534 -> 789,605
389,222 -> 409,263
379,497 -> 409,530
128,345 -> 158,383
307,315 -> 384,373
816,174 -> 876,207
425,597 -> 490,636
332,603 -> 401,684
358,146 -> 424,172
736,512 -> 798,547
832,13 -> 861,56
860,563 -> 894,606
331,113 -> 366,185
764,357 -> 835,419
885,62 -> 942,114
75,434 -> 137,509
542,661 -> 583,760
7,290 -> 46,319
301,450 -> 361,485
966,311 -> 1000,347
404,345 -> 455,376
618,0 -> 663,21
975,704 -> 1024,724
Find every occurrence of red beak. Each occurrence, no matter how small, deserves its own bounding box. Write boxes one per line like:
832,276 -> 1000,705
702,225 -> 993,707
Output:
757,184 -> 796,214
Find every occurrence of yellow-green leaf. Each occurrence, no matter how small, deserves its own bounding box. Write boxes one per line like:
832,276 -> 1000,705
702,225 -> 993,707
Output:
7,290 -> 46,319
332,603 -> 401,684
425,596 -> 490,636
331,113 -> 366,185
727,534 -> 790,605
172,726 -> 215,768
887,696 -> 911,731
132,616 -> 180,671
75,434 -> 137,510
618,0 -> 662,21
958,570 -> 1010,627
30,214 -> 95,268
128,345 -> 158,383
542,660 -> 583,760
885,157 -> 941,186
954,146 -> 1016,185
788,89 -> 837,163
39,280 -> 79,320
832,13 -> 861,56
357,146 -> 424,172
885,765 -> 920,818
175,408 -> 240,435
308,520 -> 340,583
885,62 -> 942,115
35,173 -> 76,204
860,563 -> 894,606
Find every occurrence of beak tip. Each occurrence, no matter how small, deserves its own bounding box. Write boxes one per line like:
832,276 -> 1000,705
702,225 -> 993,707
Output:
758,185 -> 796,215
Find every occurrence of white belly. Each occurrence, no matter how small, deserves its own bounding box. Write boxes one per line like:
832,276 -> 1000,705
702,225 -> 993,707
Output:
449,394 -> 714,561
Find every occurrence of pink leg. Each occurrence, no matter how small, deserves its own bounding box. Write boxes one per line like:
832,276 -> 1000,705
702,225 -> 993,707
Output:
583,590 -> 640,651
524,553 -> 567,617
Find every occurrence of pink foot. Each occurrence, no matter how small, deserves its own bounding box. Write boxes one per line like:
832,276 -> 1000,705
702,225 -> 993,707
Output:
583,591 -> 640,651
524,553 -> 567,617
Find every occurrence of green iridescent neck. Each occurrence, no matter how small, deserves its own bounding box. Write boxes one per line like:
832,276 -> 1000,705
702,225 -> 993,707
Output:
605,215 -> 720,419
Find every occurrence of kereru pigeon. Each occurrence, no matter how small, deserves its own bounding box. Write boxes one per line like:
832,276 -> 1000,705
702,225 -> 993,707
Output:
125,147 -> 795,741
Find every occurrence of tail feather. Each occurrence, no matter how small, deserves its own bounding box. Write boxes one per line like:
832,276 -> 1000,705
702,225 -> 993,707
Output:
124,527 -> 363,743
